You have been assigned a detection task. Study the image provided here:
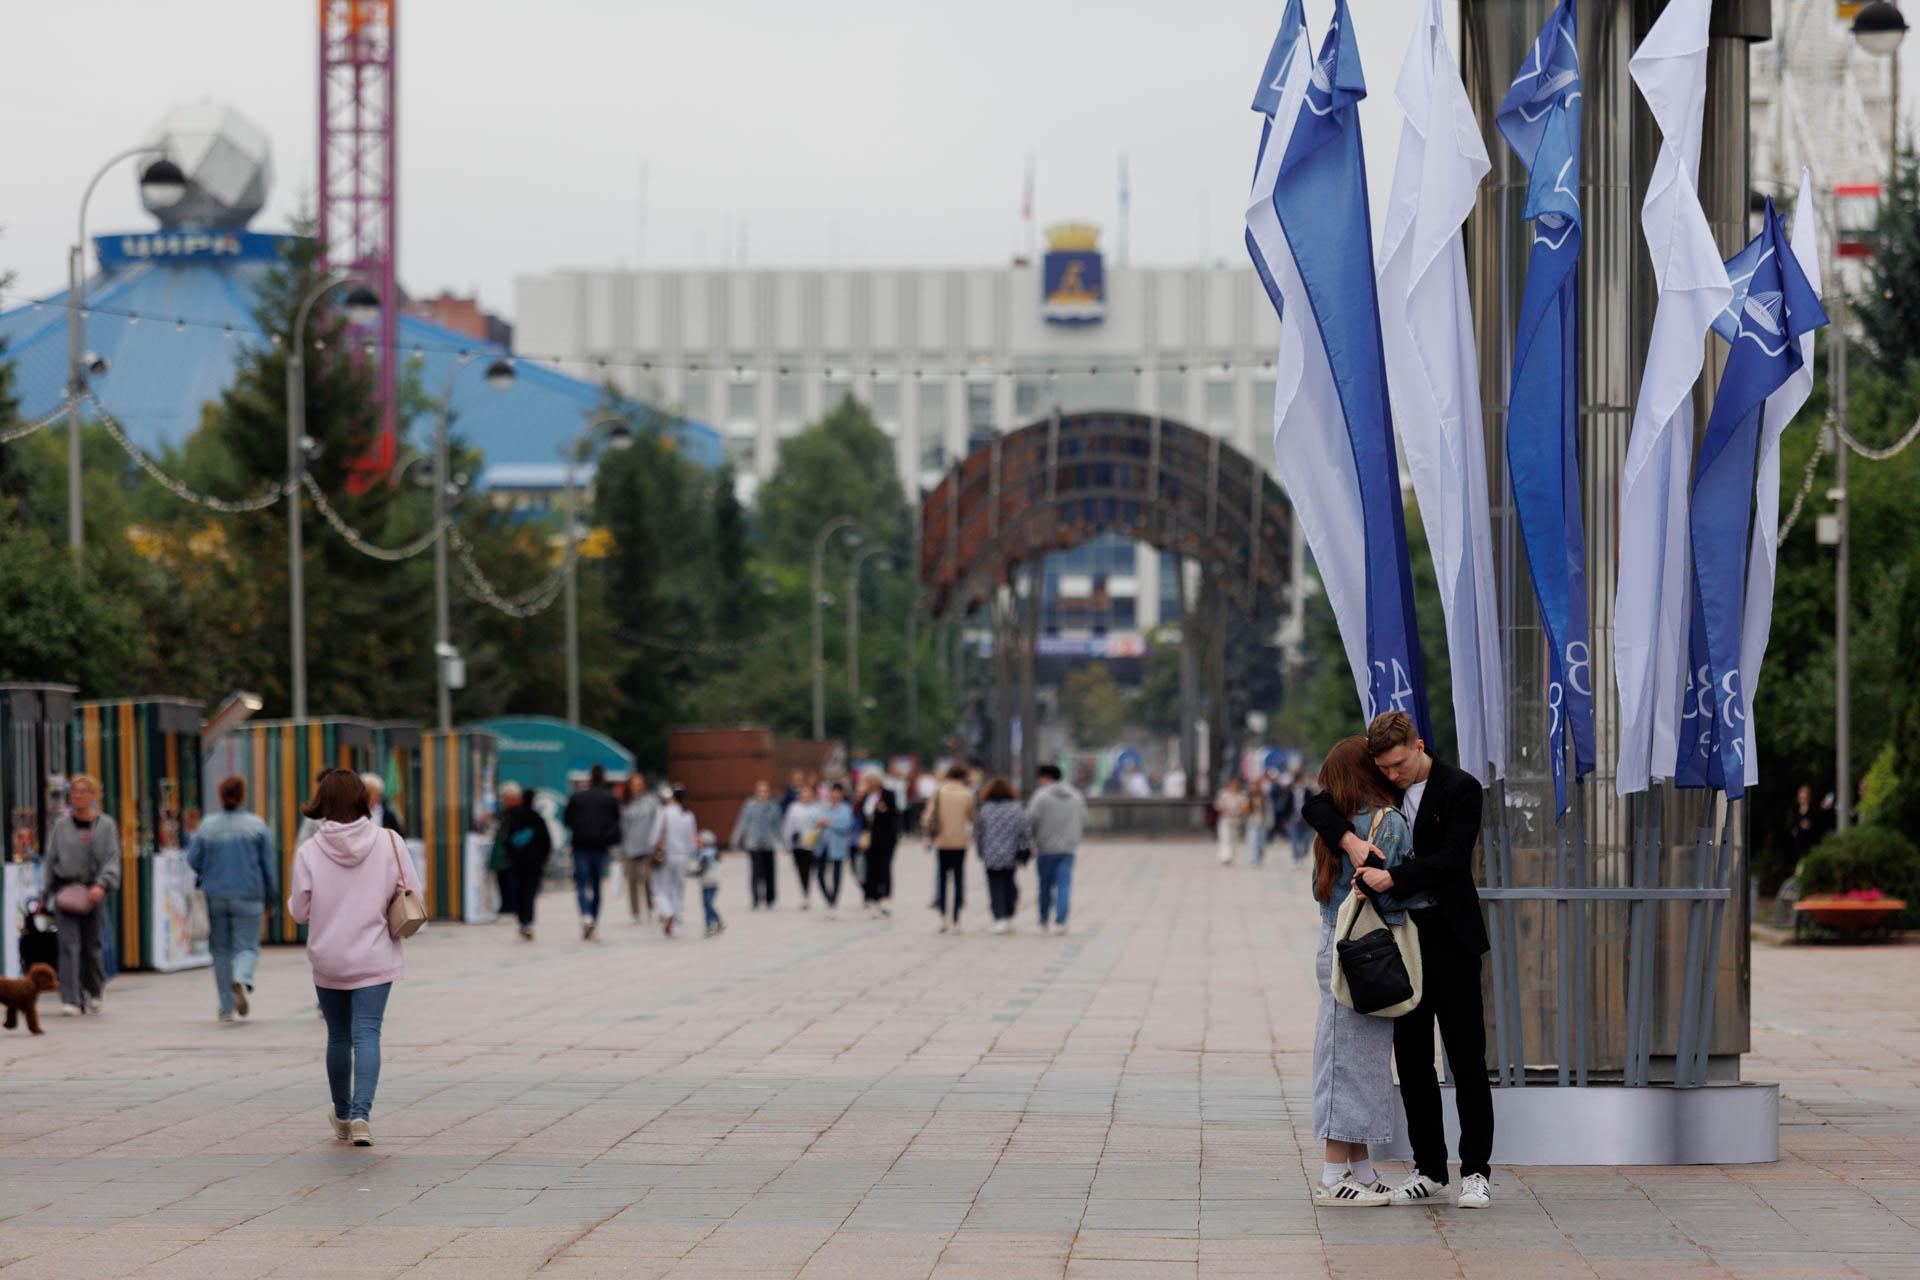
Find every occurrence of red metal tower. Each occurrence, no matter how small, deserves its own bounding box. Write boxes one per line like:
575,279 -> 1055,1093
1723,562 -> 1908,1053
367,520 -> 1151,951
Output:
318,0 -> 398,490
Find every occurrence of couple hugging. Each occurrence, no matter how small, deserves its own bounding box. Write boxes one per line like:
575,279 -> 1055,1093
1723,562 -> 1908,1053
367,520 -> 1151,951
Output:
1305,711 -> 1494,1210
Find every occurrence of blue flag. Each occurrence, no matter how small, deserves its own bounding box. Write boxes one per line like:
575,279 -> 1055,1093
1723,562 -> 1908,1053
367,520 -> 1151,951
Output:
1497,0 -> 1591,817
1271,0 -> 1431,738
1676,199 -> 1829,797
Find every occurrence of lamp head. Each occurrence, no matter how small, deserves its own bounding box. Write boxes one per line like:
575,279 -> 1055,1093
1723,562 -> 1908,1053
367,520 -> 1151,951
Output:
342,286 -> 381,328
83,351 -> 109,379
483,358 -> 516,391
1854,1 -> 1909,56
605,422 -> 634,449
137,157 -> 188,211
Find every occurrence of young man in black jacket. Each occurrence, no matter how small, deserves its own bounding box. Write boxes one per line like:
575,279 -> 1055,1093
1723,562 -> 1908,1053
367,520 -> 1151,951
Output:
1302,710 -> 1494,1209
562,764 -> 624,941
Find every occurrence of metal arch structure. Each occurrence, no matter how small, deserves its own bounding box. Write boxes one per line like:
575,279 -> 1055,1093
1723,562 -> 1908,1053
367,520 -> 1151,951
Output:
917,410 -> 1294,790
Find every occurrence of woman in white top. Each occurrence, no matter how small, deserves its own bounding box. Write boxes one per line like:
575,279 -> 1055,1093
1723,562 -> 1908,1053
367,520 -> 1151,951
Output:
648,787 -> 699,938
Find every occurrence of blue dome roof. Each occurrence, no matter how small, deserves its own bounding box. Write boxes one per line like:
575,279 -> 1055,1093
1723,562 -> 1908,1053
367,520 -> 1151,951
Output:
0,233 -> 722,484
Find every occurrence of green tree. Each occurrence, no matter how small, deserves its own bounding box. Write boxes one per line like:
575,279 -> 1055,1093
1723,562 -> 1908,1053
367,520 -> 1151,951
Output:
753,396 -> 909,564
1860,149 -> 1920,381
0,516 -> 144,693
1059,661 -> 1131,748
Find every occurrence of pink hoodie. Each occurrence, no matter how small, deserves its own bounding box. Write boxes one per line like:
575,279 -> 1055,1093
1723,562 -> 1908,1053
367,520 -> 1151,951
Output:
288,817 -> 423,990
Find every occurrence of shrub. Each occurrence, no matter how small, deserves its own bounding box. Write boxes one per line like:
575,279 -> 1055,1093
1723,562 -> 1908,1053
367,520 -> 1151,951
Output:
1797,824 -> 1920,927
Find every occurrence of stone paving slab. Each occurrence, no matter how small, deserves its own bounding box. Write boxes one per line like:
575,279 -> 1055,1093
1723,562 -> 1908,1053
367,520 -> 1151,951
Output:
0,838 -> 1916,1277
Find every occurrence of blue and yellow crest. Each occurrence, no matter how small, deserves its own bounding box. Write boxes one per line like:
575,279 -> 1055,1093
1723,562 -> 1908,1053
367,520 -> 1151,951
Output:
1042,222 -> 1105,325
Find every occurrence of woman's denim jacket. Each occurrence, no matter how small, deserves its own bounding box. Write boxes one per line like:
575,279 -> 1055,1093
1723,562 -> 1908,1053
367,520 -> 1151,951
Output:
1317,804 -> 1434,929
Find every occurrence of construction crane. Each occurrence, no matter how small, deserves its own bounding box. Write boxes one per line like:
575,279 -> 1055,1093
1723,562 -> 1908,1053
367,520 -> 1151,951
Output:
318,0 -> 398,491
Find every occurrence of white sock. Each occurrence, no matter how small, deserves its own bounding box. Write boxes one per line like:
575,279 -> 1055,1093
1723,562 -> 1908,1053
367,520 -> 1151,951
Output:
1321,1162 -> 1347,1188
1349,1156 -> 1376,1185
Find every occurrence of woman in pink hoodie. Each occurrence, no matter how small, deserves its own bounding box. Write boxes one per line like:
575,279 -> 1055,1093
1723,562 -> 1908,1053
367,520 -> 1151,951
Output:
287,769 -> 423,1147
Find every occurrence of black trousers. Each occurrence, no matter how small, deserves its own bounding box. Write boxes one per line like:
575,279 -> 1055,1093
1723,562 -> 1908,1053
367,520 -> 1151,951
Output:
818,858 -> 844,906
1394,916 -> 1494,1183
934,848 -> 966,922
986,867 -> 1018,920
748,848 -> 777,907
790,845 -> 815,897
509,856 -> 544,927
863,844 -> 895,903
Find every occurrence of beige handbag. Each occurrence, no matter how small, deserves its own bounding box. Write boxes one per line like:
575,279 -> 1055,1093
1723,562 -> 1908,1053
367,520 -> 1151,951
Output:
1330,809 -> 1422,1019
384,832 -> 427,939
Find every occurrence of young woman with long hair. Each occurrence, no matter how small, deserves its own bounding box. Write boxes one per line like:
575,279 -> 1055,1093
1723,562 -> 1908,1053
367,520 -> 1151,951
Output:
1307,736 -> 1422,1206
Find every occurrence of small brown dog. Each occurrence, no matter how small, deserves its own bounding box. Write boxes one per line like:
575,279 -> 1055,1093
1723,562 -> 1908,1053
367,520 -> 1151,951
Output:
1,963 -> 58,1035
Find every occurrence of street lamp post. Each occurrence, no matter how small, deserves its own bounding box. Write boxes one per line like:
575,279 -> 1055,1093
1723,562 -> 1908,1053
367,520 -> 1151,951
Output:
563,415 -> 635,726
810,517 -> 862,740
286,274 -> 381,720
66,149 -> 185,561
428,354 -> 517,729
847,547 -> 893,710
1836,3 -> 1909,828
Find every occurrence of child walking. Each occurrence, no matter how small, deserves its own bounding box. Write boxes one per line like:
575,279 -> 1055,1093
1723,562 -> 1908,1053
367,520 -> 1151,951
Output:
696,829 -> 725,938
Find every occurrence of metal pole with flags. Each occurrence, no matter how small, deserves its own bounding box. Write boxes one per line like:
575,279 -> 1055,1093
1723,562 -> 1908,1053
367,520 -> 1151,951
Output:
1738,170 -> 1822,785
1497,0 -> 1591,817
1254,0 -> 1432,738
1613,0 -> 1732,797
1378,0 -> 1503,785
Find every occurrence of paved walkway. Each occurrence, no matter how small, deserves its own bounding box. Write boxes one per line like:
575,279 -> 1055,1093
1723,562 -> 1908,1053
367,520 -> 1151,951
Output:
0,838 -> 1915,1278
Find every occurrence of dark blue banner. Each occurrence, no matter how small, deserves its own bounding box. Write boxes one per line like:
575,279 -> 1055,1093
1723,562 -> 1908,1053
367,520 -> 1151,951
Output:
1273,0 -> 1430,739
1498,0 -> 1592,816
1677,200 -> 1827,797
95,230 -> 297,266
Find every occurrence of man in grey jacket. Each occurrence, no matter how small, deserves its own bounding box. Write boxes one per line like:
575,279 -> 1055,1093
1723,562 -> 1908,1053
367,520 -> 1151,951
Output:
730,780 -> 784,909
42,774 -> 121,1015
1027,764 -> 1088,934
187,775 -> 278,1022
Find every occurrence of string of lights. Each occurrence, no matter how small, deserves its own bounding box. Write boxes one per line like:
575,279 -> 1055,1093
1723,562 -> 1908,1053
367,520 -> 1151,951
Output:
448,526 -> 567,617
1777,425 -> 1830,542
0,400 -> 69,445
86,392 -> 290,512
298,471 -> 444,560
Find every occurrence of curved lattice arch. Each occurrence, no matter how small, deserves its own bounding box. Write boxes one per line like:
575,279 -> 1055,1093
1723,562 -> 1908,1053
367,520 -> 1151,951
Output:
917,410 -> 1294,617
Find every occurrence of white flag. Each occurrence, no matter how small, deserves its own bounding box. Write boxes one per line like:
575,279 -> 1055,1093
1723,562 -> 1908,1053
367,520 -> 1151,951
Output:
1739,169 -> 1822,786
1376,0 -> 1504,782
1613,0 -> 1732,796
1248,14 -> 1374,713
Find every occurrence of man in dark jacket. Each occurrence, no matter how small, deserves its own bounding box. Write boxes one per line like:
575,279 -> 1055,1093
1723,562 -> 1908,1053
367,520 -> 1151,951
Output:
499,782 -> 552,940
1302,710 -> 1493,1210
562,764 -> 623,940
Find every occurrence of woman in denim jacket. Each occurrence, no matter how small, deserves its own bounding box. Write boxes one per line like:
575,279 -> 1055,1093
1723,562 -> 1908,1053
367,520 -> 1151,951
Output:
1307,735 -> 1428,1206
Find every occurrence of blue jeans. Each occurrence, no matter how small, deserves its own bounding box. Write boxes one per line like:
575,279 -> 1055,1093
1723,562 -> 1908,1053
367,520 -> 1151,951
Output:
573,848 -> 609,921
1035,852 -> 1075,925
315,983 -> 391,1122
702,883 -> 722,930
207,895 -> 263,1017
1248,820 -> 1268,866
1290,820 -> 1311,863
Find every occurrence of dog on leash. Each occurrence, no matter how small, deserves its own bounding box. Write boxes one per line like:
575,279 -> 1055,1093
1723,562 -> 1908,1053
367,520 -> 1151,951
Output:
1,963 -> 58,1034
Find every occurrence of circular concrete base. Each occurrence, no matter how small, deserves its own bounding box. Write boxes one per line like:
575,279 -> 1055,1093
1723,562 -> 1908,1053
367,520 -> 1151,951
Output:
1375,1082 -> 1780,1165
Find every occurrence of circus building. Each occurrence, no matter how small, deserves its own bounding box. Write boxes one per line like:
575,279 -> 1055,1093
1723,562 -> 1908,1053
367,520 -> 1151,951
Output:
0,103 -> 720,493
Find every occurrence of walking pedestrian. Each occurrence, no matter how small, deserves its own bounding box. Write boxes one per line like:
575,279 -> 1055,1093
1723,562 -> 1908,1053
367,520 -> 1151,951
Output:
731,780 -> 783,909
497,783 -> 550,940
286,768 -> 423,1147
649,786 -> 698,938
362,773 -> 406,838
1247,774 -> 1271,867
620,773 -> 661,922
858,773 -> 900,917
562,764 -> 622,941
812,783 -> 854,915
928,763 -> 976,933
1214,776 -> 1249,866
975,777 -> 1032,935
186,775 -> 277,1023
781,788 -> 819,909
1290,771 -> 1314,864
43,774 -> 119,1016
695,829 -> 725,937
1306,736 -> 1423,1207
1303,710 -> 1495,1209
1026,763 -> 1087,934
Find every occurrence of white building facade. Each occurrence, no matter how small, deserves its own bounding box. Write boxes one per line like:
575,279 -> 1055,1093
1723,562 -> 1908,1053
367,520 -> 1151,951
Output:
514,255 -> 1282,499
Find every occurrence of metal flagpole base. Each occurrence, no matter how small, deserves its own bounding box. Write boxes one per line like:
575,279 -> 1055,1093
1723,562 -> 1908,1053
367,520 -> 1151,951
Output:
1375,1082 -> 1780,1165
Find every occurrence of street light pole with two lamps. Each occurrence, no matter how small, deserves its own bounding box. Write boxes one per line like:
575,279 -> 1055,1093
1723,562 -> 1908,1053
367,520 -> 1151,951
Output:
563,415 -> 636,726
810,517 -> 863,741
428,354 -> 517,729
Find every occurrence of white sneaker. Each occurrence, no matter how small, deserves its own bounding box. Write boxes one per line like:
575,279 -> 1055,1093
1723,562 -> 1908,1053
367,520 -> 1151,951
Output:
991,920 -> 1010,935
1313,1175 -> 1389,1207
1055,921 -> 1069,935
60,1003 -> 81,1017
1388,1173 -> 1447,1205
1457,1173 -> 1490,1208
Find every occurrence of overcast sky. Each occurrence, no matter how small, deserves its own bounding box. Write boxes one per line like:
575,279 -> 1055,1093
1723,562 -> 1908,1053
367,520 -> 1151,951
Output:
2,1 -> 1914,324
